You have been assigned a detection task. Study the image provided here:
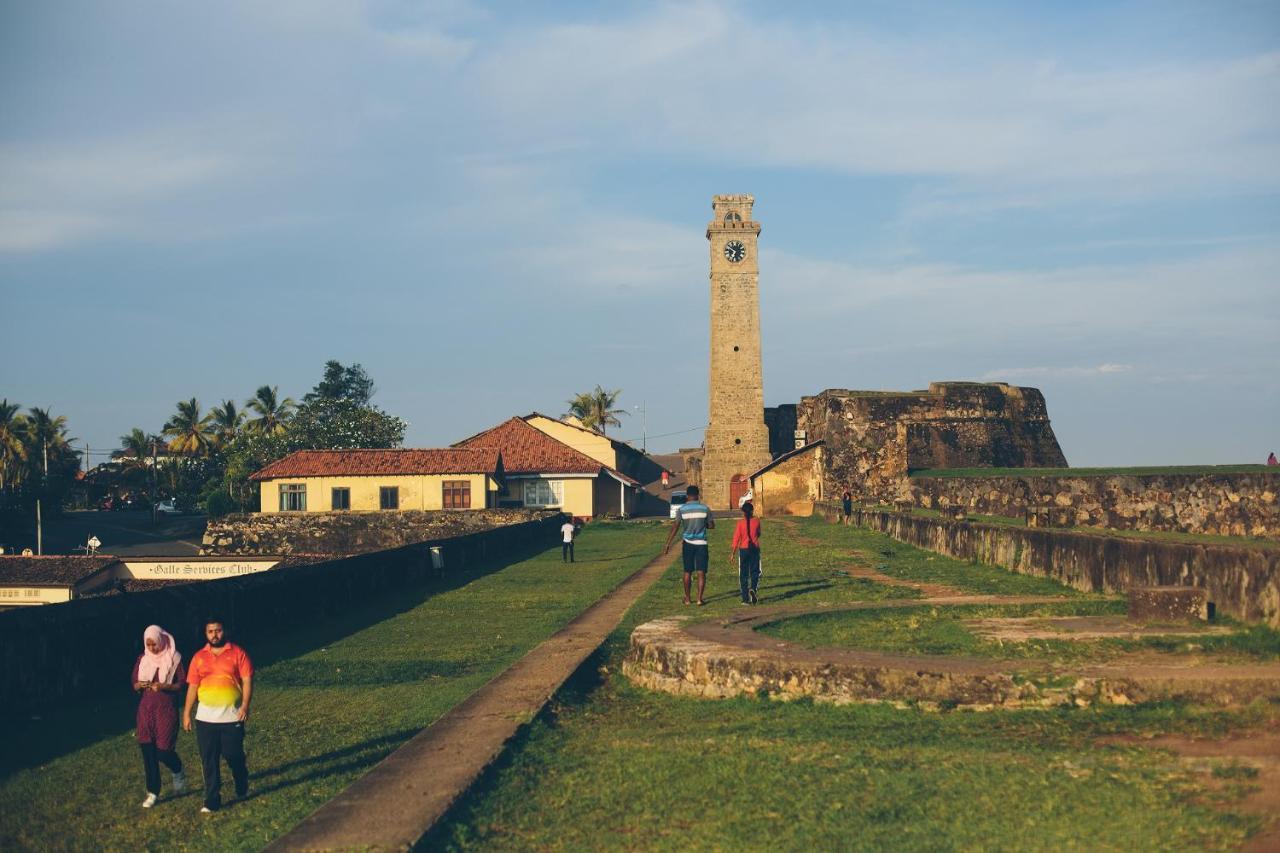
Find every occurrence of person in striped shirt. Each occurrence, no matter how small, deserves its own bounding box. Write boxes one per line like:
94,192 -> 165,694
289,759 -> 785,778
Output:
663,484 -> 715,606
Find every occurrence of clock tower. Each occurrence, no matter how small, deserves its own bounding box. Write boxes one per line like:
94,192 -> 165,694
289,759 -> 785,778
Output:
702,194 -> 772,510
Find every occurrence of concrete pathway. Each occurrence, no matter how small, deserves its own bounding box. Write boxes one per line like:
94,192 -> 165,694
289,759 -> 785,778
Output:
268,547 -> 677,851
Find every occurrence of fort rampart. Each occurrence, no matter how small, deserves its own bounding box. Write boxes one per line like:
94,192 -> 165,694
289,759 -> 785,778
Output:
202,508 -> 552,555
815,503 -> 1280,627
910,472 -> 1278,539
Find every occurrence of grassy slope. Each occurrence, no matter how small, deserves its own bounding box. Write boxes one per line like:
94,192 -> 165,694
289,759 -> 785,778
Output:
763,601 -> 1280,663
437,517 -> 1274,851
0,521 -> 665,852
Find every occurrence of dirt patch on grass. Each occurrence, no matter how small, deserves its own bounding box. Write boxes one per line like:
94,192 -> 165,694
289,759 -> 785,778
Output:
839,549 -> 966,598
1099,726 -> 1280,852
969,615 -> 1235,642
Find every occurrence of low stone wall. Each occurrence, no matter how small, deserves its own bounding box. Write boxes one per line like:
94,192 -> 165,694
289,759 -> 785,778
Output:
815,503 -> 1280,627
909,472 -> 1279,539
202,508 -> 552,555
0,515 -> 563,721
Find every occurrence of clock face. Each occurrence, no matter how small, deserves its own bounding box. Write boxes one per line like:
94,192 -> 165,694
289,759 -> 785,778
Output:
724,240 -> 746,263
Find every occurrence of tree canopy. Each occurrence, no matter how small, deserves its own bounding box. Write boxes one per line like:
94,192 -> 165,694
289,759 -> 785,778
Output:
565,386 -> 627,435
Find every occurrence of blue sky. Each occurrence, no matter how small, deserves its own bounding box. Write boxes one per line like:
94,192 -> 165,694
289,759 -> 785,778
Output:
1,0 -> 1277,465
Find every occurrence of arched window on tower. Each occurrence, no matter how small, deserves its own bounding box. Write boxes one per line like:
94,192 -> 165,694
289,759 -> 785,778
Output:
724,211 -> 742,223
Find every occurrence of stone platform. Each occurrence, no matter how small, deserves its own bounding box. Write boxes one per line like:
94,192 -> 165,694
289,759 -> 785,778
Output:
623,596 -> 1280,710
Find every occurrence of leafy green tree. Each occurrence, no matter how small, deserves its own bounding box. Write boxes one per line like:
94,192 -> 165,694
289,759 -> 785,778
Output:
163,398 -> 215,456
245,385 -> 295,436
304,360 -> 376,406
565,386 -> 627,435
15,407 -> 81,515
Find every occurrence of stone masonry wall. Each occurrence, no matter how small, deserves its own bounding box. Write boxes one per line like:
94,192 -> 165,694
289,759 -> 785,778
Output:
202,508 -> 553,555
911,473 -> 1279,539
815,503 -> 1280,627
797,382 -> 1067,503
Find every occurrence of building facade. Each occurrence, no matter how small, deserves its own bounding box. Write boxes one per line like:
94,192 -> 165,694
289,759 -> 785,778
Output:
252,448 -> 503,513
701,194 -> 773,509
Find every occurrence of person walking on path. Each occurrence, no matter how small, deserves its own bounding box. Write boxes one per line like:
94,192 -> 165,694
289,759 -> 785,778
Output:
729,500 -> 762,605
841,491 -> 853,525
561,518 -> 576,563
183,617 -> 254,813
132,625 -> 187,808
663,484 -> 714,606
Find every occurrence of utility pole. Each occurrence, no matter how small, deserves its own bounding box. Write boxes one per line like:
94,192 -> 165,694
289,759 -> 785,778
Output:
36,439 -> 47,555
150,438 -> 158,525
634,401 -> 647,454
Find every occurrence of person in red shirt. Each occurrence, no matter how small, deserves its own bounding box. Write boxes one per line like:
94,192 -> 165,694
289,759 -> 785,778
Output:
729,500 -> 763,605
183,616 -> 254,813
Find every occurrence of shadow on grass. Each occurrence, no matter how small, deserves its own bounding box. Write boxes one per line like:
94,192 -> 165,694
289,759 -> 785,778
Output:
415,646 -> 612,851
756,581 -> 833,605
0,538 -> 558,780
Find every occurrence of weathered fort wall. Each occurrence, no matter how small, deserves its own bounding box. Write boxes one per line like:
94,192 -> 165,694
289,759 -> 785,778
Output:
815,503 -> 1280,627
794,382 -> 1067,503
0,515 -> 563,721
910,473 -> 1279,539
202,508 -> 552,555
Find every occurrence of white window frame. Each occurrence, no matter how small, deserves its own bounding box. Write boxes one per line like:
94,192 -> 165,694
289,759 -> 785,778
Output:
522,479 -> 563,507
279,483 -> 306,512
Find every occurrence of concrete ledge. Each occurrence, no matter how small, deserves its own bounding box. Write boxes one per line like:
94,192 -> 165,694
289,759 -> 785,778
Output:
623,599 -> 1280,710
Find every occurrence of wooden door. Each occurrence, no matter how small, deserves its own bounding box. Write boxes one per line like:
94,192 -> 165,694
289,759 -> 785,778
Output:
729,474 -> 750,508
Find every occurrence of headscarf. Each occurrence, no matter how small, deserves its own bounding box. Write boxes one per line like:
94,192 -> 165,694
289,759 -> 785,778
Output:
137,625 -> 181,684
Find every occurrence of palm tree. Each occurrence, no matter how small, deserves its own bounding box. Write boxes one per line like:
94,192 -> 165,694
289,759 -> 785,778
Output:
25,407 -> 73,454
163,398 -> 215,456
0,400 -> 29,490
565,386 -> 627,435
209,400 -> 245,446
245,385 -> 295,436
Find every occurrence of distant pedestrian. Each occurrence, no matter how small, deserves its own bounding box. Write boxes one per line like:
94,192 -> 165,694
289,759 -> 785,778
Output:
729,500 -> 762,604
1269,451 -> 1278,466
663,484 -> 714,606
561,518 -> 576,563
661,470 -> 670,489
183,617 -> 253,814
133,625 -> 187,808
841,491 -> 853,525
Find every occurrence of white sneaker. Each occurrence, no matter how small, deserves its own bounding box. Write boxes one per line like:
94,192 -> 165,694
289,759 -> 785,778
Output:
200,806 -> 213,814
142,793 -> 158,809
171,771 -> 187,794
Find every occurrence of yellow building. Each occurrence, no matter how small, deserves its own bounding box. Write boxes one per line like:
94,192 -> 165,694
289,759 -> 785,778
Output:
251,448 -> 504,513
453,417 -> 638,519
749,441 -> 825,517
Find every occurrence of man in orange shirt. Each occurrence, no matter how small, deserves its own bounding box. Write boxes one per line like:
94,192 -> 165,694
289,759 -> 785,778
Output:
183,616 -> 254,813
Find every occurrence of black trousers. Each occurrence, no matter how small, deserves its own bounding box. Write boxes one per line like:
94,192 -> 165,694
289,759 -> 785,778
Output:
139,742 -> 182,795
195,721 -> 249,809
562,541 -> 574,562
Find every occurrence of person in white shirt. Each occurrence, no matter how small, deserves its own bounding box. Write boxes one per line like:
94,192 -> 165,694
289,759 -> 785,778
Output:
561,518 -> 576,563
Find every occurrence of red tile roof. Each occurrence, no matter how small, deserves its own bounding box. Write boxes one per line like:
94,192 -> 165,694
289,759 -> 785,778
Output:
453,418 -> 606,475
250,448 -> 501,481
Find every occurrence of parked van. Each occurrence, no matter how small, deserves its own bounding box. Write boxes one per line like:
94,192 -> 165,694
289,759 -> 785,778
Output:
668,490 -> 688,519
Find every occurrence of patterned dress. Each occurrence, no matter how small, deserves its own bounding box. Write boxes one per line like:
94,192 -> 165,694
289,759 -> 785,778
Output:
132,656 -> 185,751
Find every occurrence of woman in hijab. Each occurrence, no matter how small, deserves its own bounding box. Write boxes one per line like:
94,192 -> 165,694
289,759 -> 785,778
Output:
132,625 -> 187,807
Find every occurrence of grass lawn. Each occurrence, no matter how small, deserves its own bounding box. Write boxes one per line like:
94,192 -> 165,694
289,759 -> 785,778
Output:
436,516 -> 1276,851
761,601 -> 1280,664
910,465 -> 1274,478
0,521 -> 665,852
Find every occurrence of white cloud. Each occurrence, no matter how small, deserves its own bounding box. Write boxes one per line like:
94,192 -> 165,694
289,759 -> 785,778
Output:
981,364 -> 1132,380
